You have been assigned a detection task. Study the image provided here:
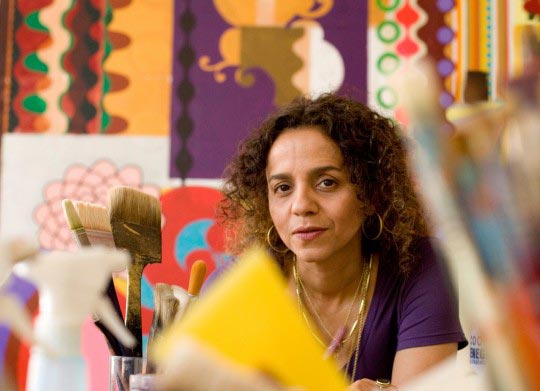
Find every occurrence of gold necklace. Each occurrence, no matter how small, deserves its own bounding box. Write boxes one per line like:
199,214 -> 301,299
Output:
293,258 -> 363,346
293,254 -> 372,363
345,254 -> 372,382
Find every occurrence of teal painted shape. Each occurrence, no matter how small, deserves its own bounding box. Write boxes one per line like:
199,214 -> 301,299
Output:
142,335 -> 148,356
141,275 -> 154,309
175,219 -> 214,268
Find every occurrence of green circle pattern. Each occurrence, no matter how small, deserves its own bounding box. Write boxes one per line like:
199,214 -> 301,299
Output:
376,86 -> 398,109
376,20 -> 400,44
377,52 -> 400,75
376,0 -> 401,11
375,0 -> 401,111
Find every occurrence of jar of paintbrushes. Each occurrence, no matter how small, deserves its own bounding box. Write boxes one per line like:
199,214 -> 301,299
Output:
109,260 -> 207,390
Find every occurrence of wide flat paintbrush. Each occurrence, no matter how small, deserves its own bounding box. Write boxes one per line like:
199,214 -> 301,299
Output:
62,199 -> 130,356
72,200 -> 134,357
108,187 -> 162,357
72,201 -> 115,248
147,284 -> 179,352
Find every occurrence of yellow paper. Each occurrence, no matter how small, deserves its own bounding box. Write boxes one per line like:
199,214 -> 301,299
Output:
154,246 -> 348,390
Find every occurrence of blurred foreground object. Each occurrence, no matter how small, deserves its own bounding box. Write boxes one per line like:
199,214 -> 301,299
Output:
398,57 -> 540,390
0,238 -> 40,390
152,246 -> 348,391
157,338 -> 294,391
13,247 -> 134,391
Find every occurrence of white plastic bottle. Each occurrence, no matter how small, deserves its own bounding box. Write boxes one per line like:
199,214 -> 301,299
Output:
13,247 -> 135,391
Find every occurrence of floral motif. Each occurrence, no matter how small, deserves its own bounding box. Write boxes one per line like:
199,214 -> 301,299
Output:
33,160 -> 160,250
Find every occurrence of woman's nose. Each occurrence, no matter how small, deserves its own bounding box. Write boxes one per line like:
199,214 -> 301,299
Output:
291,186 -> 318,215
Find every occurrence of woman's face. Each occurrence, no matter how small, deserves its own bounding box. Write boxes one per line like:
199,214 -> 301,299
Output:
266,127 -> 365,264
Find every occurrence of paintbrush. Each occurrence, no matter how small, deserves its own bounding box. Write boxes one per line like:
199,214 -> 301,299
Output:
108,186 -> 162,357
62,199 -> 91,247
62,199 -> 131,356
72,201 -> 115,247
148,283 -> 179,344
173,260 -> 208,322
71,200 -> 135,357
396,61 -> 526,389
188,260 -> 207,297
146,283 -> 179,374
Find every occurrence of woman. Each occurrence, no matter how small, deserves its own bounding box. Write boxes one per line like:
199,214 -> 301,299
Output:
215,93 -> 467,390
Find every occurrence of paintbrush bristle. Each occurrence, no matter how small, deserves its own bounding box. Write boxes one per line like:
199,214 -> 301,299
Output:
161,295 -> 180,328
150,284 -> 178,337
108,187 -> 161,229
73,201 -> 112,232
188,260 -> 207,296
154,283 -> 172,311
62,199 -> 83,231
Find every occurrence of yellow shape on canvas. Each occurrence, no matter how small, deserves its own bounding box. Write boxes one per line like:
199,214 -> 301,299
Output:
153,246 -> 348,390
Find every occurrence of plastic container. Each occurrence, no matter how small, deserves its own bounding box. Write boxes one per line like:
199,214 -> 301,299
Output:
13,248 -> 132,391
129,373 -> 159,391
109,356 -> 148,391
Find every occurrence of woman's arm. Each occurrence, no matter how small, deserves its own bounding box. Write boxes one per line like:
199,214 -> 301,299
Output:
348,342 -> 456,390
391,342 -> 457,386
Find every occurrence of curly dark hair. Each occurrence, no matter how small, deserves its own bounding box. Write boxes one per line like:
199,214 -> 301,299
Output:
218,93 -> 428,275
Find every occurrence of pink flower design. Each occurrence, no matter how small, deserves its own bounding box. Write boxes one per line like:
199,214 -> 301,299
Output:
33,160 -> 161,250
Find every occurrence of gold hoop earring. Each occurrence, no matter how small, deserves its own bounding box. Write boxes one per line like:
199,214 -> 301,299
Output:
266,226 -> 288,253
362,213 -> 383,240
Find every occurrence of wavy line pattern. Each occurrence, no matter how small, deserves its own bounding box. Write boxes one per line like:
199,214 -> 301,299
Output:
84,0 -> 107,133
12,0 -> 52,132
101,0 -> 131,133
101,0 -> 120,133
103,0 -> 173,135
35,0 -> 74,133
397,0 -> 428,62
63,0 -> 101,133
174,0 -> 196,181
7,2 -> 22,133
417,0 -> 457,108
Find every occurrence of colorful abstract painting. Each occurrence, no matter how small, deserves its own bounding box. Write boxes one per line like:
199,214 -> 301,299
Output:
0,0 -> 172,134
1,1 -> 540,390
169,0 -> 368,179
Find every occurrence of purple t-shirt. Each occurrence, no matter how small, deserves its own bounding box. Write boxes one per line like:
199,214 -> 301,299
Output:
345,237 -> 467,381
204,237 -> 467,381
349,238 -> 467,380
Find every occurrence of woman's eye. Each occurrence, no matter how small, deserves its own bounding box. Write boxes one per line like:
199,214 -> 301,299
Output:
319,179 -> 336,188
275,184 -> 290,193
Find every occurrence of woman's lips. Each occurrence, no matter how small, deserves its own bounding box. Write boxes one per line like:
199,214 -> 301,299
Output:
293,228 -> 326,241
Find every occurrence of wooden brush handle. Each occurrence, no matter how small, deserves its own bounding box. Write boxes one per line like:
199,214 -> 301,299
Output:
188,260 -> 207,296
125,260 -> 144,357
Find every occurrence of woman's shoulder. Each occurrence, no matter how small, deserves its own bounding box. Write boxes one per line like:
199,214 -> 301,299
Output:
393,236 -> 451,292
398,236 -> 457,306
409,236 -> 441,273
379,236 -> 438,276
